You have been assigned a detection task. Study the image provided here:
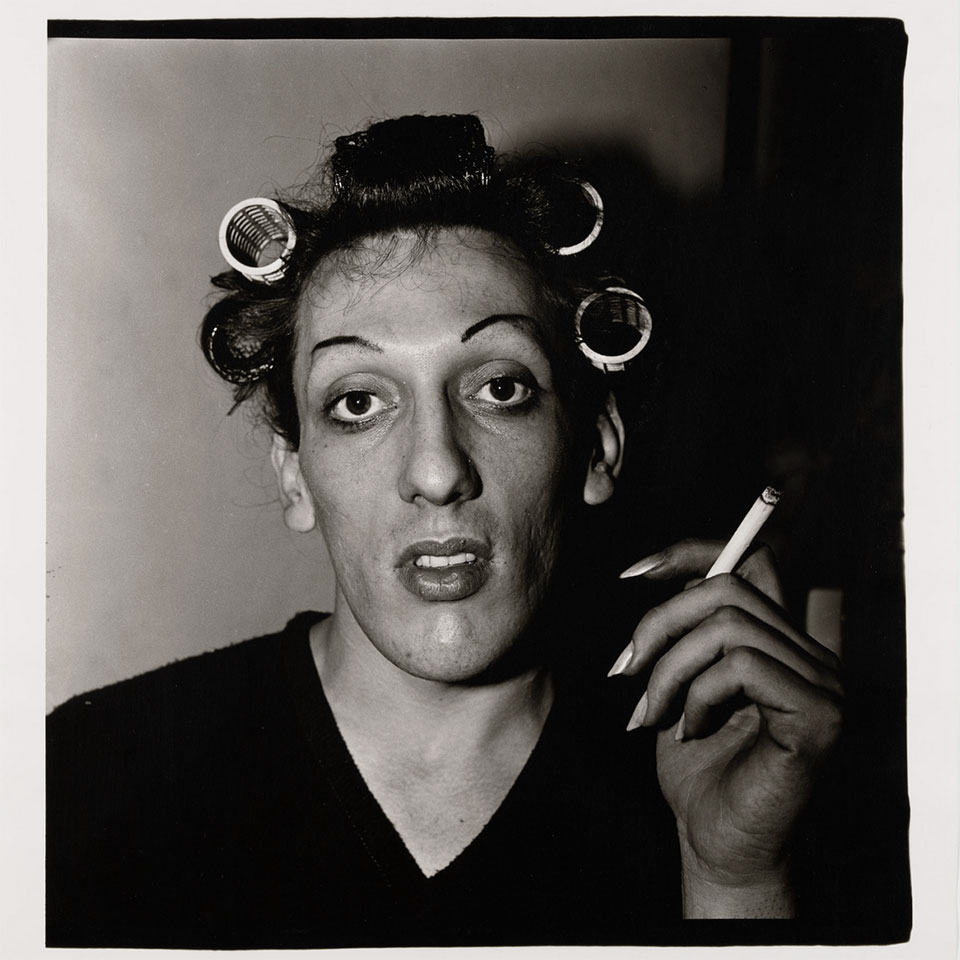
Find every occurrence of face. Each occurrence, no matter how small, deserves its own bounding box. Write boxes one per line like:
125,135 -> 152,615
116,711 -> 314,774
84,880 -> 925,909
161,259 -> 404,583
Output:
279,228 -> 608,683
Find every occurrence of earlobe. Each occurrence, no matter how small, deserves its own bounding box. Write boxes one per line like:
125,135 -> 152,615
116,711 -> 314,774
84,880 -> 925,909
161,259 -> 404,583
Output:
583,392 -> 626,506
270,435 -> 316,533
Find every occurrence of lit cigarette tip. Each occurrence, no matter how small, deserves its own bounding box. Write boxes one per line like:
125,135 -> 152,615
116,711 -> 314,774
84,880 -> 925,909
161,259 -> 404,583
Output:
761,486 -> 782,506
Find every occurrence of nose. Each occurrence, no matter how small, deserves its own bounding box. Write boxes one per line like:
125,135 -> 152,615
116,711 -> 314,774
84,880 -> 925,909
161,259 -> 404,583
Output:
398,396 -> 481,506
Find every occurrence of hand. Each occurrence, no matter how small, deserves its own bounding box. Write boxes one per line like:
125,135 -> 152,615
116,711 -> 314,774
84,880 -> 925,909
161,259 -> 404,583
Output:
610,539 -> 843,918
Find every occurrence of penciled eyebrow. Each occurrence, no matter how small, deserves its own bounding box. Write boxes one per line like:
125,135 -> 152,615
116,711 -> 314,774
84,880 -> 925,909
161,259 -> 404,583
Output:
460,314 -> 543,345
308,314 -> 548,359
310,334 -> 384,357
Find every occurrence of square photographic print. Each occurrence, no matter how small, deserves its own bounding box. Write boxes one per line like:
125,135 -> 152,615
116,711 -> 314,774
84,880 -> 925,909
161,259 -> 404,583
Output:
44,17 -> 914,949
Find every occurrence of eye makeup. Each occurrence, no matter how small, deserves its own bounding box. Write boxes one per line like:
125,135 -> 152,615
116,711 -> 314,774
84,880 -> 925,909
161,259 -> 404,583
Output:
316,373 -> 397,433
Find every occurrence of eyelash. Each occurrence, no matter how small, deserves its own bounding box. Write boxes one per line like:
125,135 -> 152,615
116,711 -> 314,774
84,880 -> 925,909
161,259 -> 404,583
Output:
323,373 -> 539,432
472,375 -> 536,409
326,391 -> 392,430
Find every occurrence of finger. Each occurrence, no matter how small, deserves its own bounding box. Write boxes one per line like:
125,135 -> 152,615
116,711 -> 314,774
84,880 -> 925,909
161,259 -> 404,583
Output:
678,646 -> 843,760
609,574 -> 838,678
620,538 -> 784,604
619,538 -> 722,580
640,607 -> 844,729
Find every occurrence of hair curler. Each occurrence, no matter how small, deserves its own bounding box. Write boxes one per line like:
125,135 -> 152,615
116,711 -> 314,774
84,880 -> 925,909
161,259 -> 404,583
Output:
553,180 -> 604,256
574,286 -> 653,372
218,197 -> 297,284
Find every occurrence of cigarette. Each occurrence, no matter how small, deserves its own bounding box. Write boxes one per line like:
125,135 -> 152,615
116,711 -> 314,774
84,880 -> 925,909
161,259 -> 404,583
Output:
705,486 -> 782,578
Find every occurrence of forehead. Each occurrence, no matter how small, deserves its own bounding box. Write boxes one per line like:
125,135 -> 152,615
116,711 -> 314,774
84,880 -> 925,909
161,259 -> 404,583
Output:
294,228 -> 552,349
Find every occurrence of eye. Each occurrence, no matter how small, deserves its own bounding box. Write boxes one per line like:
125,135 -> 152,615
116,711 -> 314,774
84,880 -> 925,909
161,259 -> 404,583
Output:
328,390 -> 387,423
474,376 -> 533,406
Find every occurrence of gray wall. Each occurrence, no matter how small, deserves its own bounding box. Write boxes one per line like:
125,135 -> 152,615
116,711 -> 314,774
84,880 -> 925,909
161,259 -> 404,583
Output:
47,38 -> 729,709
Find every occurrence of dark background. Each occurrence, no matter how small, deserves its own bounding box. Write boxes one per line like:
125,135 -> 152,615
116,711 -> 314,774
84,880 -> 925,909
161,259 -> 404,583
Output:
587,20 -> 909,944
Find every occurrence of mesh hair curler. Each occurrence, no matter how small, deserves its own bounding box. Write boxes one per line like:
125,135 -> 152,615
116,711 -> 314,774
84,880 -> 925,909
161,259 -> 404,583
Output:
574,286 -> 653,373
218,197 -> 297,283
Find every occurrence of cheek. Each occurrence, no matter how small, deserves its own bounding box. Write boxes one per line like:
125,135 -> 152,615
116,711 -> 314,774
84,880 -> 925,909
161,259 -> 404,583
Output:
484,420 -> 577,564
298,442 -> 382,568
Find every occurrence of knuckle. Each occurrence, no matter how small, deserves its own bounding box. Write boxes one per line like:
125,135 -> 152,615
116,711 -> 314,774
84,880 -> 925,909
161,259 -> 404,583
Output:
645,660 -> 670,703
709,603 -> 747,630
633,605 -> 663,644
811,697 -> 844,750
785,695 -> 844,765
709,572 -> 741,593
686,668 -> 708,699
685,670 -> 713,710
725,644 -> 761,675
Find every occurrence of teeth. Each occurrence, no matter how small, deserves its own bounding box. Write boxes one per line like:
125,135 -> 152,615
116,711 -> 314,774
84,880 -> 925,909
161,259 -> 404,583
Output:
415,552 -> 477,568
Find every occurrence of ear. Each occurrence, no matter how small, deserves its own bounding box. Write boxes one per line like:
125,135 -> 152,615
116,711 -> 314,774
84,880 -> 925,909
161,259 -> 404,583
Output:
270,434 -> 316,533
582,391 -> 626,506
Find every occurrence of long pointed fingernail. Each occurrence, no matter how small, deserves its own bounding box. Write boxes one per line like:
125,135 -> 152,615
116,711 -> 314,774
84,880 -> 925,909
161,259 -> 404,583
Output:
607,644 -> 633,677
626,692 -> 648,731
619,554 -> 664,579
674,713 -> 687,742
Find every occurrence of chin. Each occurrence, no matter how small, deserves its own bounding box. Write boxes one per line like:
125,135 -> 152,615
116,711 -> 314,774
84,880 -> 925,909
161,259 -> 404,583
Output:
374,608 -> 535,684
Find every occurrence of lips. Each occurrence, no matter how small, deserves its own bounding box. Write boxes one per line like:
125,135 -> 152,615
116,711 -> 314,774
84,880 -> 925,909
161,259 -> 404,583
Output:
396,538 -> 492,602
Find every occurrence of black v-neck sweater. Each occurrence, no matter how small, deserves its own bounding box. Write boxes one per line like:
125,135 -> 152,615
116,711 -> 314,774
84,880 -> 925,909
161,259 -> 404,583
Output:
47,612 -> 681,948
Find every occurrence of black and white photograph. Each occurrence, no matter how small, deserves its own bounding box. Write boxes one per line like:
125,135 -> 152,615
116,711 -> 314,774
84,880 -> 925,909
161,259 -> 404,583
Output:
3,8 -> 953,955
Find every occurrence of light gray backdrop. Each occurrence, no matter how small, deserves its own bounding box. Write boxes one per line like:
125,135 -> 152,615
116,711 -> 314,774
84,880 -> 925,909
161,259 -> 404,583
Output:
47,37 -> 729,709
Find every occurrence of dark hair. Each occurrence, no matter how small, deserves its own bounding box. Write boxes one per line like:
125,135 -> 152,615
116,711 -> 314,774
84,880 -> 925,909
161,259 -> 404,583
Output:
201,114 -> 627,448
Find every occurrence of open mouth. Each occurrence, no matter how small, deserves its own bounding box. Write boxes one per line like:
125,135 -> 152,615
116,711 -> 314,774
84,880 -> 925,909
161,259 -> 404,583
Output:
414,552 -> 477,568
397,539 -> 491,602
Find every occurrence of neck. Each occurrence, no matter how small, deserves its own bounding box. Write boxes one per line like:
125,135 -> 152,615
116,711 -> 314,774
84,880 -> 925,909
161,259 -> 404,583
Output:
309,602 -> 556,877
310,608 -> 554,767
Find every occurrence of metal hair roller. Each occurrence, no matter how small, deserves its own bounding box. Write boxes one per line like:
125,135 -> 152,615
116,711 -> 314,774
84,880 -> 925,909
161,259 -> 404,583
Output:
574,286 -> 652,373
218,197 -> 297,283
555,181 -> 604,257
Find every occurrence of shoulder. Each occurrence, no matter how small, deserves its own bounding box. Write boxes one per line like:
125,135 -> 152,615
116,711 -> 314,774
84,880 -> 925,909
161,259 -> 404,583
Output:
47,611 -> 326,768
45,612 -> 328,947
